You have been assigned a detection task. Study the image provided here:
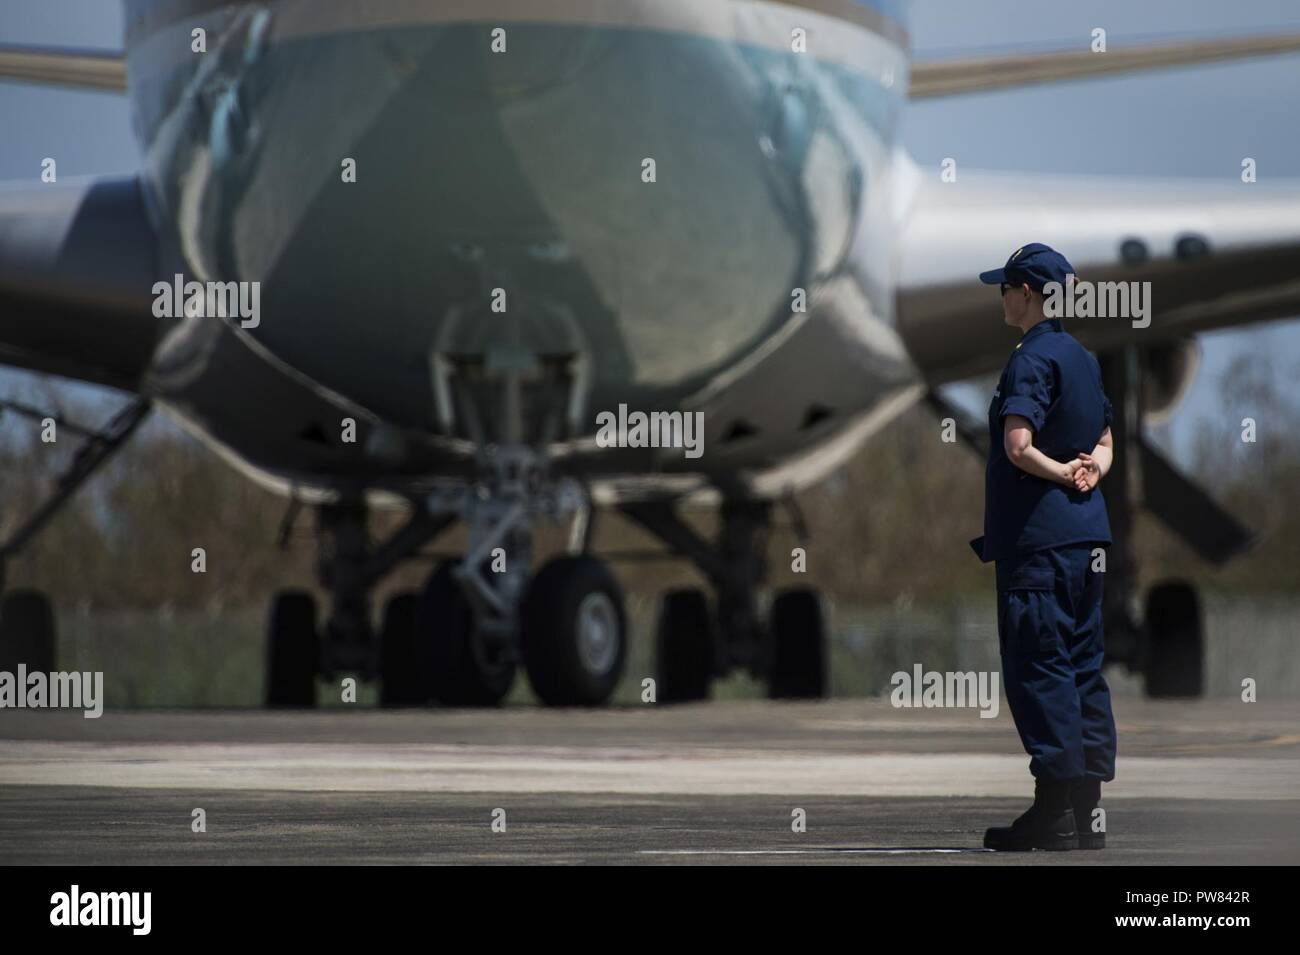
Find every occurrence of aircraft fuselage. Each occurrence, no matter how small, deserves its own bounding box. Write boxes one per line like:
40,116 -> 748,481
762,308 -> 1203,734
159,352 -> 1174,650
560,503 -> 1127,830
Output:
123,0 -> 921,499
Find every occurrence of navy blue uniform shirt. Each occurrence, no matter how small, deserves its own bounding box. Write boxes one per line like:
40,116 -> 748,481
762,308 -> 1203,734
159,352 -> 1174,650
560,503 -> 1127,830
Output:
970,318 -> 1114,563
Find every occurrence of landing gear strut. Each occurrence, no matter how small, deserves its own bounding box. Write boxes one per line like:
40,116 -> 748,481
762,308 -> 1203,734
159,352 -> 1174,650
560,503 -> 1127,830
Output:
263,497 -> 457,707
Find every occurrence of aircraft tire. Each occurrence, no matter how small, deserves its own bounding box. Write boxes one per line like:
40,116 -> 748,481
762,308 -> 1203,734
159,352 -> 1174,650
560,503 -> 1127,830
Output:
0,589 -> 57,674
655,588 -> 714,703
767,588 -> 828,700
378,591 -> 424,706
1144,580 -> 1204,698
418,562 -> 515,707
265,590 -> 318,707
521,556 -> 626,707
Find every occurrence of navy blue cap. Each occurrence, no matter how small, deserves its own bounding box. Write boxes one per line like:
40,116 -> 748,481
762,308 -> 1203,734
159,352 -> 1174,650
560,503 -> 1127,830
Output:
979,243 -> 1075,294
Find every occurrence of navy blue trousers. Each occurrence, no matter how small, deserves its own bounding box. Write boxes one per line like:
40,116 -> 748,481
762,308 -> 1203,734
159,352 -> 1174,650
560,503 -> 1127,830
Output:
996,544 -> 1117,782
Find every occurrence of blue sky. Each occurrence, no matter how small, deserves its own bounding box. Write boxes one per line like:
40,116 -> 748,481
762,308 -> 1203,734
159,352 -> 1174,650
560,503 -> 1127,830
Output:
1,0 -> 1298,464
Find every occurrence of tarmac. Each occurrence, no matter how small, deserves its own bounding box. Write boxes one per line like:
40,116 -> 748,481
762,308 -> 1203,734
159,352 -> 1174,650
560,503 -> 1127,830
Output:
1,699 -> 1298,864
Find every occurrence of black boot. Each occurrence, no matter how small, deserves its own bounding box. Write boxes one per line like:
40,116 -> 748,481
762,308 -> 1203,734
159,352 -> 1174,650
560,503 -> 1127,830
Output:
1071,777 -> 1105,849
984,778 -> 1077,851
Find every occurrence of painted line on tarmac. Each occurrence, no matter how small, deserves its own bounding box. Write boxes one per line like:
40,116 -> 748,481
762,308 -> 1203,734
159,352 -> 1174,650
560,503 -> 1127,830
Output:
640,847 -> 992,855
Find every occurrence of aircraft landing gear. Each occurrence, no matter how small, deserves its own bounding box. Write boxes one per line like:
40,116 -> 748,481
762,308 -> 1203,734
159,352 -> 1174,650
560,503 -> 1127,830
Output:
423,447 -> 625,707
267,497 -> 456,708
622,495 -> 829,703
1098,348 -> 1244,698
295,439 -> 627,709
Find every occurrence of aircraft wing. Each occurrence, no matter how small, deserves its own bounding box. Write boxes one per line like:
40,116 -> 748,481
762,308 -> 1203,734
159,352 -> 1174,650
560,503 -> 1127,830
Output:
0,176 -> 162,390
894,163 -> 1300,385
910,32 -> 1300,99
0,44 -> 126,91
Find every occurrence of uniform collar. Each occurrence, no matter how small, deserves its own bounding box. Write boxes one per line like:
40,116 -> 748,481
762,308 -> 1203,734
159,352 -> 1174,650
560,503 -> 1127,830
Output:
1015,317 -> 1062,348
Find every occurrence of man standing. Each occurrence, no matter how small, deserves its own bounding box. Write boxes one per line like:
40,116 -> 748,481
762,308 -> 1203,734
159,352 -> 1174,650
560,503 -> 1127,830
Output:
970,243 -> 1118,851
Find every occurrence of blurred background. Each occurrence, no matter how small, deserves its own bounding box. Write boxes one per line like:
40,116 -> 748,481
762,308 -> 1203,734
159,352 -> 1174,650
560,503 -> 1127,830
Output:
2,0 -> 1297,705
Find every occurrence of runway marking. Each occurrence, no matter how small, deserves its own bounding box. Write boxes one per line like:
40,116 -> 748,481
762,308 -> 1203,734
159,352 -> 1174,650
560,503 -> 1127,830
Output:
640,848 -> 992,855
